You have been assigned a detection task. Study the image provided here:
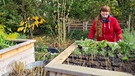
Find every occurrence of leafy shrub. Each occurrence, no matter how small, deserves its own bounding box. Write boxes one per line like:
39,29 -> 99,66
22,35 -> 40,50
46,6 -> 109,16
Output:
122,28 -> 135,43
0,35 -> 16,49
0,24 -> 19,39
67,30 -> 89,40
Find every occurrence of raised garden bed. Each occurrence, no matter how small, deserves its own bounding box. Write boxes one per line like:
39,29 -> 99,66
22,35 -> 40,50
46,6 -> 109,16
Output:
0,39 -> 36,76
64,54 -> 135,75
45,40 -> 134,76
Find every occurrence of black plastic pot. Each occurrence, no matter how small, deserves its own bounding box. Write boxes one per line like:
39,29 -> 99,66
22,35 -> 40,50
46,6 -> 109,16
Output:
47,48 -> 59,53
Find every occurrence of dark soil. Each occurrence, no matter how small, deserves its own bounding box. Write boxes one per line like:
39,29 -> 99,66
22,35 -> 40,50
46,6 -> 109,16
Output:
63,54 -> 135,75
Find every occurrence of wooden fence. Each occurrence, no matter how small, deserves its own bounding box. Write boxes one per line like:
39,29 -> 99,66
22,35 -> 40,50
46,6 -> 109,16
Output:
67,21 -> 127,33
67,21 -> 91,33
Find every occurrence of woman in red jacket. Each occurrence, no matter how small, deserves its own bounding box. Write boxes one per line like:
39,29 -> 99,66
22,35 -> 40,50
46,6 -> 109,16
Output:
88,5 -> 123,42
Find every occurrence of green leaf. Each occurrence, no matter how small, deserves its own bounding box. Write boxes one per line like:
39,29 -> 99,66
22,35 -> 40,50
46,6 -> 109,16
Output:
122,56 -> 129,61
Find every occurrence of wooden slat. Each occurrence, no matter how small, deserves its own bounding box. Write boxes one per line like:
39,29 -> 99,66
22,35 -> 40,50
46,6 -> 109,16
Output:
56,73 -> 62,76
0,43 -> 33,59
62,74 -> 74,76
47,64 -> 133,76
71,24 -> 91,26
47,42 -> 77,65
50,72 -> 56,76
67,22 -> 92,32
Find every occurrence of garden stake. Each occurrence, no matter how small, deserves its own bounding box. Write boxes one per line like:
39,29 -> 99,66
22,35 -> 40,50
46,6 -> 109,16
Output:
105,58 -> 109,70
91,54 -> 94,64
67,58 -> 69,64
80,55 -> 83,65
120,63 -> 123,72
72,55 -> 74,63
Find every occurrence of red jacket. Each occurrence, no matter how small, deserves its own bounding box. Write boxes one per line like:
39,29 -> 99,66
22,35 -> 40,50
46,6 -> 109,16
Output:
88,16 -> 123,42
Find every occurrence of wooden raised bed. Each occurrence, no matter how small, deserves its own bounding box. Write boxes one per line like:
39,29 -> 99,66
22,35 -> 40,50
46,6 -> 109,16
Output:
0,39 -> 36,76
45,41 -> 133,76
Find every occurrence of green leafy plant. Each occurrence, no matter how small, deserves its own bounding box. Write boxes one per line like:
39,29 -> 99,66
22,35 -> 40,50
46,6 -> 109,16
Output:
117,28 -> 135,61
0,35 -> 16,49
123,29 -> 135,43
117,41 -> 133,61
107,43 -> 120,57
97,40 -> 108,57
72,48 -> 82,55
75,38 -> 135,61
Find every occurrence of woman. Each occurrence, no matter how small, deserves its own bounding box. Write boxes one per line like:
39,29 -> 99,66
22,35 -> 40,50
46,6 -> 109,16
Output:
88,5 -> 123,42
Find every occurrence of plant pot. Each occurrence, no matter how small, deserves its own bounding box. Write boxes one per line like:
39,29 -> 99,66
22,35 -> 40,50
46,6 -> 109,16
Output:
25,61 -> 44,69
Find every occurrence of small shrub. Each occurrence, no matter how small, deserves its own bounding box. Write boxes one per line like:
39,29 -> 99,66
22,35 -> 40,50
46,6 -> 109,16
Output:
0,35 -> 16,49
67,30 -> 89,40
9,61 -> 47,76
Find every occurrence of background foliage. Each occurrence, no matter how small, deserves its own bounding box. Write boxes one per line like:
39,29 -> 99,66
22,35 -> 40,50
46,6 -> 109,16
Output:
0,0 -> 135,37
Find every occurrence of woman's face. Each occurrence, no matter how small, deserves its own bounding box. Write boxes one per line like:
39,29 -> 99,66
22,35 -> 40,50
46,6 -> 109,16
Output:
100,11 -> 110,18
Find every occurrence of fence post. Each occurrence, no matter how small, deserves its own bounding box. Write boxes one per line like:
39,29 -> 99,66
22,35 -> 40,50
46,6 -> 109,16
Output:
67,22 -> 71,33
83,21 -> 88,31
